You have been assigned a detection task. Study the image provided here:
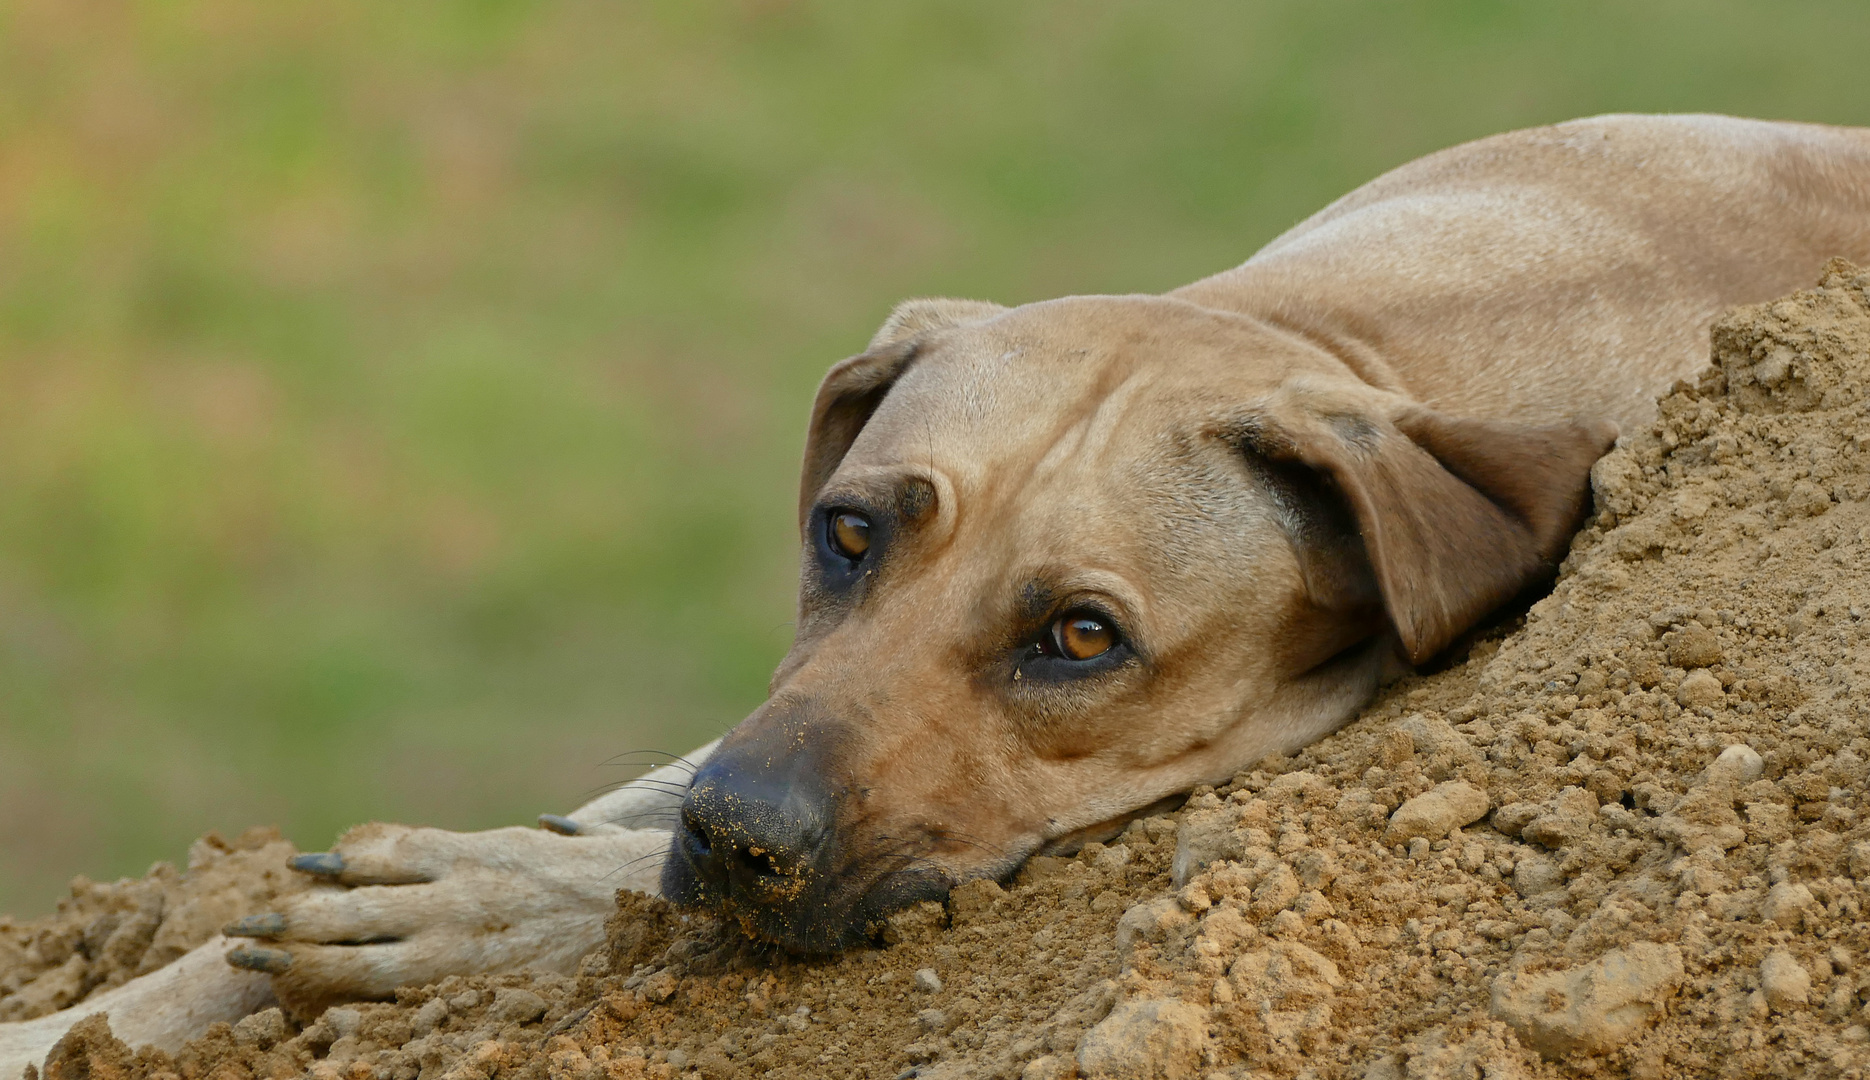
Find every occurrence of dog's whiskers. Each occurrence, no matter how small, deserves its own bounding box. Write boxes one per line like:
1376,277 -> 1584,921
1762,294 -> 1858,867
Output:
603,850 -> 669,882
601,809 -> 682,827
867,836 -> 959,877
601,778 -> 693,795
932,827 -> 1007,858
599,749 -> 706,771
595,763 -> 699,780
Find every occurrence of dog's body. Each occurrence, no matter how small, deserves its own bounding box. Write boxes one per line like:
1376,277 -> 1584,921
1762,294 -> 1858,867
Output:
8,113 -> 1870,1076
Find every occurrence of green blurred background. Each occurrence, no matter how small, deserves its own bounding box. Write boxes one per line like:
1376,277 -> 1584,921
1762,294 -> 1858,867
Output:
4,0 -> 1870,914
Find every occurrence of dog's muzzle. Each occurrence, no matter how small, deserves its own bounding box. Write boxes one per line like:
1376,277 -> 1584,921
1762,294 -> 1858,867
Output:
661,732 -> 951,951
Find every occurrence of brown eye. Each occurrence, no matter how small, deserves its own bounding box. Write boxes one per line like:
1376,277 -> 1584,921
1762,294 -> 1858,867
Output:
1051,613 -> 1115,661
828,511 -> 872,560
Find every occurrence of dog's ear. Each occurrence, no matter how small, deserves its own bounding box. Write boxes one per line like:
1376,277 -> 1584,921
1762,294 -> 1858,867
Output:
1234,384 -> 1617,663
867,297 -> 1007,351
800,298 -> 1007,526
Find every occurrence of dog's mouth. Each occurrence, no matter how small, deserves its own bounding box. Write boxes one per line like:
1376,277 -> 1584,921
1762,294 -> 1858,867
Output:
660,785 -> 1191,952
1032,792 -> 1190,855
660,820 -> 962,953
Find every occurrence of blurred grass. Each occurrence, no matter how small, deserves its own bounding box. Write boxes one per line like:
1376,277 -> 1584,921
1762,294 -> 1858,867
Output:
3,0 -> 1870,914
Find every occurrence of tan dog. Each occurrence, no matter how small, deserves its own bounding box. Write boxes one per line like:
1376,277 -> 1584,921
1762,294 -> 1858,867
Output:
7,113 -> 1870,1074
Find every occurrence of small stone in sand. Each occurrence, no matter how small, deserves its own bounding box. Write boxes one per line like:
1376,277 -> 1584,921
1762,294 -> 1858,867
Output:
1076,997 -> 1209,1079
1761,951 -> 1811,1011
1383,781 -> 1490,843
1490,943 -> 1685,1057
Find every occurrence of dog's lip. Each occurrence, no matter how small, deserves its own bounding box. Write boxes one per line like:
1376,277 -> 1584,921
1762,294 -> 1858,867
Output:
743,865 -> 953,953
668,821 -> 972,952
1028,790 -> 1191,855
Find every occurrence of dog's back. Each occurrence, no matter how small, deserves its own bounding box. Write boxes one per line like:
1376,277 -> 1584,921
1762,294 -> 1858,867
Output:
1176,114 -> 1870,431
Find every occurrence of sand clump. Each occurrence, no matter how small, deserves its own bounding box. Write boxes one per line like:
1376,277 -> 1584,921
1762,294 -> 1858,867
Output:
1,829 -> 304,1024
14,262 -> 1870,1079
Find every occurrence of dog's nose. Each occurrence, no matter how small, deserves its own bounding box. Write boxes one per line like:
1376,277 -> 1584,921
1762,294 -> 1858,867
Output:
674,740 -> 836,902
661,722 -> 953,951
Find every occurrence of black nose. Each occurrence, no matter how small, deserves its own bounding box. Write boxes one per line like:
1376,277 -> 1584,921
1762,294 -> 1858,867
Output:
666,739 -> 838,914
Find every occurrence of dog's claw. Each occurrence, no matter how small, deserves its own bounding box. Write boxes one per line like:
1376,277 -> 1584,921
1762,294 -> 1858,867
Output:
537,814 -> 583,836
290,852 -> 345,877
226,946 -> 293,974
224,913 -> 286,938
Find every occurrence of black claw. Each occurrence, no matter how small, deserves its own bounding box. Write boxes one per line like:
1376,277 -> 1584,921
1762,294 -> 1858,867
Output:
225,913 -> 286,938
290,852 -> 345,877
226,946 -> 293,974
538,814 -> 583,836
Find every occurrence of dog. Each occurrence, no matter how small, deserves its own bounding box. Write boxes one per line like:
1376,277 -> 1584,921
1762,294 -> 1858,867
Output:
7,112 -> 1869,1076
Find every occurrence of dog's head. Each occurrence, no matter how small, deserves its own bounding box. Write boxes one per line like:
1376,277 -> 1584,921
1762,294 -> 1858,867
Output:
662,294 -> 1613,949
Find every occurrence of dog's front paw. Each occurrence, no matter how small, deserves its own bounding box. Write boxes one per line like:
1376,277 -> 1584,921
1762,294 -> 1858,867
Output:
223,822 -> 669,1015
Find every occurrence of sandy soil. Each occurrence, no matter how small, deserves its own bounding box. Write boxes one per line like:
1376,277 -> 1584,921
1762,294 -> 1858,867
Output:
1,829 -> 304,1024
12,262 -> 1870,1079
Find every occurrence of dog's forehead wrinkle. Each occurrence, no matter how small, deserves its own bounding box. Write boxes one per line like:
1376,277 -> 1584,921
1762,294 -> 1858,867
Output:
1030,363 -> 1154,481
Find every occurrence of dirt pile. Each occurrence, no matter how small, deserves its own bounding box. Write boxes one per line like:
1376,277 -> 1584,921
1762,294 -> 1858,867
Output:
1,829 -> 303,1024
16,262 -> 1870,1079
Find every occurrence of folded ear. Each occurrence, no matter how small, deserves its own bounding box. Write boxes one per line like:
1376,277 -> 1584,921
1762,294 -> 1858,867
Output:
867,297 -> 1007,351
1233,383 -> 1617,663
799,298 -> 1007,527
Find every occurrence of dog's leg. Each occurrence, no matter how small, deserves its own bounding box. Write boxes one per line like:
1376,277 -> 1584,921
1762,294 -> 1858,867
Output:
222,744 -> 716,1015
0,936 -> 272,1080
1,746 -> 719,1071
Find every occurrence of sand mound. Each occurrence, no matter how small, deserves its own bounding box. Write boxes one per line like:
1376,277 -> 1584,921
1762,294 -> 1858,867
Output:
18,262 -> 1870,1079
1,829 -> 304,1024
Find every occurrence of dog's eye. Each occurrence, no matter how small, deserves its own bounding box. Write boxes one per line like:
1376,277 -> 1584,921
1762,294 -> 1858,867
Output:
828,511 -> 872,560
1050,613 -> 1115,661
